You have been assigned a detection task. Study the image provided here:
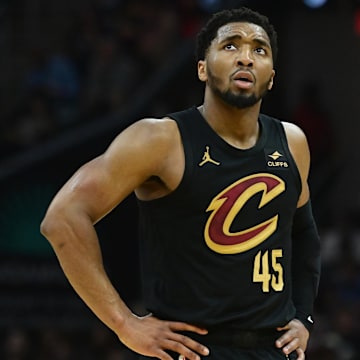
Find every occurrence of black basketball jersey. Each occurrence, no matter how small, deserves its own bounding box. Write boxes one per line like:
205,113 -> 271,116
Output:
137,106 -> 302,331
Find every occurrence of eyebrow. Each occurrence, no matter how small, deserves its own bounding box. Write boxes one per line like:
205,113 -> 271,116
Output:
219,34 -> 271,49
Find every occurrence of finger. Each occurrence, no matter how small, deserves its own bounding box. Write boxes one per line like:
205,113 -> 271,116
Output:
277,318 -> 301,332
165,339 -> 204,360
169,321 -> 208,334
154,349 -> 176,360
170,333 -> 210,356
275,331 -> 291,348
282,338 -> 300,355
296,347 -> 305,360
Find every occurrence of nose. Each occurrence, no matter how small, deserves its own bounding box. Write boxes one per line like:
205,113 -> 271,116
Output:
236,47 -> 253,67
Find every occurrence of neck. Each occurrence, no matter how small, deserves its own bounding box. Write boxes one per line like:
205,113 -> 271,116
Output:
199,96 -> 262,149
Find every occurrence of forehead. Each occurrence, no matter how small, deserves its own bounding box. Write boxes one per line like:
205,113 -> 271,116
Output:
215,22 -> 270,44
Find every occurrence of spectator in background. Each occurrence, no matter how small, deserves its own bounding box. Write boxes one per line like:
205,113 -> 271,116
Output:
291,82 -> 337,227
1,91 -> 55,157
66,4 -> 102,82
22,43 -> 80,128
2,328 -> 31,360
44,43 -> 80,127
124,0 -> 180,68
80,34 -> 138,120
291,82 -> 334,166
177,0 -> 207,38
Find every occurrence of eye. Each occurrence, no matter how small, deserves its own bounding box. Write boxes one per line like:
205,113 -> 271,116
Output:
254,47 -> 266,55
224,44 -> 236,51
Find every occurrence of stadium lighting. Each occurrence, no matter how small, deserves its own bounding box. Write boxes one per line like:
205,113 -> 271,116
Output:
303,0 -> 328,8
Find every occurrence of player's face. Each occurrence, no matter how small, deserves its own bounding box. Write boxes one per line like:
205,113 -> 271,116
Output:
198,22 -> 275,109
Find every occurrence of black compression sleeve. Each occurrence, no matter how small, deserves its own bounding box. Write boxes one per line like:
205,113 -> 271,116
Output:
291,201 -> 321,332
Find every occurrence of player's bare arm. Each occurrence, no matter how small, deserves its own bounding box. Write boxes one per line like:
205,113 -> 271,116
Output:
273,121 -> 312,359
40,118 -> 209,360
283,121 -> 311,208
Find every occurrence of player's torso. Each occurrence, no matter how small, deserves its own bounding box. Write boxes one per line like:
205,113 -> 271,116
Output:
137,106 -> 301,329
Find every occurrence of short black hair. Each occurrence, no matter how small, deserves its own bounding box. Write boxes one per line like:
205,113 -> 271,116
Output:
196,7 -> 278,64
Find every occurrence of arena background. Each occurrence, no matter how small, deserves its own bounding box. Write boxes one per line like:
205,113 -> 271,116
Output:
0,0 -> 359,359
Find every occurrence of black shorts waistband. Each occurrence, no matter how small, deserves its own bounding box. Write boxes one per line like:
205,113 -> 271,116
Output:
182,328 -> 284,349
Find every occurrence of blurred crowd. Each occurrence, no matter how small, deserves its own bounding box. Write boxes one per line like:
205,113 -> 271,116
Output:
1,324 -> 139,360
0,0 -> 359,359
0,0 -> 207,159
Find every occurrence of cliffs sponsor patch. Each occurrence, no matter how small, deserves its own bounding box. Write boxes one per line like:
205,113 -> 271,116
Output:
266,149 -> 289,168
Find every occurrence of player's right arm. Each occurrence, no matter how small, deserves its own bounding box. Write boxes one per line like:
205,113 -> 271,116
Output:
40,118 -> 209,360
275,122 -> 321,360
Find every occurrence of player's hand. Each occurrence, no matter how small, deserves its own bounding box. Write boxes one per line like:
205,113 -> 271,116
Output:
116,312 -> 210,360
275,318 -> 309,359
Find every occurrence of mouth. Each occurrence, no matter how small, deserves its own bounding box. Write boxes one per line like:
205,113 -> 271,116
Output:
232,70 -> 254,90
233,70 -> 255,83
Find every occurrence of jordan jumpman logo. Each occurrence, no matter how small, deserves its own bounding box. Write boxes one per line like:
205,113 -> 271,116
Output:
199,146 -> 220,166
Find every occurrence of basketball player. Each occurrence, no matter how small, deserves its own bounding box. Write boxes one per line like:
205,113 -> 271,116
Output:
41,7 -> 321,360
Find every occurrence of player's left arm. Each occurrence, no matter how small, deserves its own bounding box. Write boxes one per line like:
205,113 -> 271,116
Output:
275,122 -> 321,358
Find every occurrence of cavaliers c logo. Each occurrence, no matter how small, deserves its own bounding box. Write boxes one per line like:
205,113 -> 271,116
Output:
204,173 -> 285,254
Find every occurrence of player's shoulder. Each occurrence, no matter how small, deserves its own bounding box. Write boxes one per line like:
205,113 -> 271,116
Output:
280,121 -> 310,169
135,116 -> 178,132
261,113 -> 307,145
114,117 -> 179,152
118,116 -> 179,145
278,120 -> 309,152
103,116 -> 181,168
281,121 -> 307,140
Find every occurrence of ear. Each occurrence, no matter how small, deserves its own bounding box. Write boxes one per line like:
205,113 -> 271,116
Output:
198,60 -> 207,82
268,69 -> 275,90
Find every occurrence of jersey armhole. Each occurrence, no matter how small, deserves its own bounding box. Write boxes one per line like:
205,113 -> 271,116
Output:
166,111 -> 195,194
278,121 -> 302,197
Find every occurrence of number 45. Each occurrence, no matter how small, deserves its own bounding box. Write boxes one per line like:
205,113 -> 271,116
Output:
253,249 -> 284,292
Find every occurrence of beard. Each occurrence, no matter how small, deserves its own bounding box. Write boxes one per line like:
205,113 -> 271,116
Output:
207,68 -> 271,109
